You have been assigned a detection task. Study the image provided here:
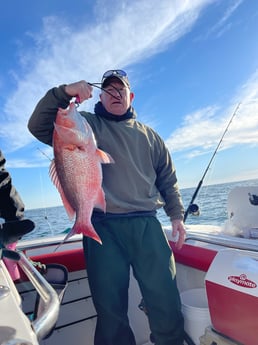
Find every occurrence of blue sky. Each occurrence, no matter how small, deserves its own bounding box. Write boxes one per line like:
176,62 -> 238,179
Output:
0,0 -> 257,210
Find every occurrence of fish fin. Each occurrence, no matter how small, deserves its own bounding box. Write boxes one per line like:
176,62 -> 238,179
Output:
63,222 -> 102,245
49,160 -> 76,220
95,189 -> 106,212
82,224 -> 102,244
96,149 -> 115,164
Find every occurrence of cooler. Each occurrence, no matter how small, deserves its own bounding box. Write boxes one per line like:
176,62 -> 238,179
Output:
205,249 -> 258,345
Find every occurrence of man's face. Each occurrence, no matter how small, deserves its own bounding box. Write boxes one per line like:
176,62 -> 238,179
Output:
100,81 -> 134,115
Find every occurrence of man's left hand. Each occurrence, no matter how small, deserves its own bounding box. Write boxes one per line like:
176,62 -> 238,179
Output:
171,219 -> 186,250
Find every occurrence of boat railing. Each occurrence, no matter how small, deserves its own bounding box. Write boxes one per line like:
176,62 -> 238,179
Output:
18,234 -> 82,252
185,230 -> 258,252
19,230 -> 258,254
18,252 -> 60,340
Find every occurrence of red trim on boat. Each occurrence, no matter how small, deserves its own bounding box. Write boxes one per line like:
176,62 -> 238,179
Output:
31,243 -> 217,273
18,243 -> 217,281
31,249 -> 86,272
169,242 -> 217,272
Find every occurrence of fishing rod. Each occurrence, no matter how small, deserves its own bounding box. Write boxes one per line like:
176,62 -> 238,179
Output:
183,102 -> 241,222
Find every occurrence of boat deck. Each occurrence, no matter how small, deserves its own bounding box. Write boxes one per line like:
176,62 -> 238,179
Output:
2,225 -> 257,345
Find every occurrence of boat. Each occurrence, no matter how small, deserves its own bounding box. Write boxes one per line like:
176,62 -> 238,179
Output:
1,185 -> 258,345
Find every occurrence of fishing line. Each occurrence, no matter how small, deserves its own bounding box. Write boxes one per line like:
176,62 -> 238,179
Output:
74,82 -> 122,107
37,147 -> 52,161
38,169 -> 54,237
37,148 -> 54,236
184,102 -> 241,222
88,82 -> 122,100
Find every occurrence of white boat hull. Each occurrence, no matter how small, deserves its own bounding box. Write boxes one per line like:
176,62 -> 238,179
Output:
3,182 -> 258,345
9,223 -> 257,345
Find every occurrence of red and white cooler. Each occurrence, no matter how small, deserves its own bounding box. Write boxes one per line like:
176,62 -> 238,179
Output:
205,249 -> 258,345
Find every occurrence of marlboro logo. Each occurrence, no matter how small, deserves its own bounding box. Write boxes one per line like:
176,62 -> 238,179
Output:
228,274 -> 257,288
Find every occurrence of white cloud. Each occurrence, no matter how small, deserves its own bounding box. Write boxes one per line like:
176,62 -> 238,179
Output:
1,0 -> 257,176
212,0 -> 244,37
0,0 -> 214,151
196,0 -> 244,40
166,69 -> 258,156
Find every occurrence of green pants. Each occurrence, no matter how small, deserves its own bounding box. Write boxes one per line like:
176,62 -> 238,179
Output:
83,216 -> 184,345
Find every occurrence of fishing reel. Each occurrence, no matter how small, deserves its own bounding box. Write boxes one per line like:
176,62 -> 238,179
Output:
188,203 -> 200,216
184,203 -> 200,222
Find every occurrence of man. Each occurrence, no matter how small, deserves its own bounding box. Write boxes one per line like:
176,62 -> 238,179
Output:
28,70 -> 186,345
0,150 -> 35,247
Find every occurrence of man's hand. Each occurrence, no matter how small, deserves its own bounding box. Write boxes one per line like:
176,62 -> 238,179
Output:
171,219 -> 186,250
65,80 -> 93,103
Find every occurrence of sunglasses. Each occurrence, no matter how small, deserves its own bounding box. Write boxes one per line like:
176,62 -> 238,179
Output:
75,70 -> 128,105
88,70 -> 128,100
102,69 -> 127,80
102,70 -> 129,88
87,82 -> 122,100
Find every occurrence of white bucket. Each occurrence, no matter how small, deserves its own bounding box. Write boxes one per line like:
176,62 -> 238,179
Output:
180,288 -> 211,345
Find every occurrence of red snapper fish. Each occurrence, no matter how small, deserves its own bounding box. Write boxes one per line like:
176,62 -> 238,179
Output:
49,102 -> 113,244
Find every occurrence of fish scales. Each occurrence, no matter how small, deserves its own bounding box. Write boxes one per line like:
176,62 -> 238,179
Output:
49,102 -> 114,244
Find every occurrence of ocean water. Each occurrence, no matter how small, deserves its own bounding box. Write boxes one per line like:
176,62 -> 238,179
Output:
23,178 -> 258,241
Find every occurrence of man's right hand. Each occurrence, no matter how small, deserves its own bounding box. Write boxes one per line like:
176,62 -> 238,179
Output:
65,80 -> 93,104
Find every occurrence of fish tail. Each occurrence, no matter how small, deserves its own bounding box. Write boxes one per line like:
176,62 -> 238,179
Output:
87,228 -> 102,244
73,222 -> 102,245
56,221 -> 102,249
